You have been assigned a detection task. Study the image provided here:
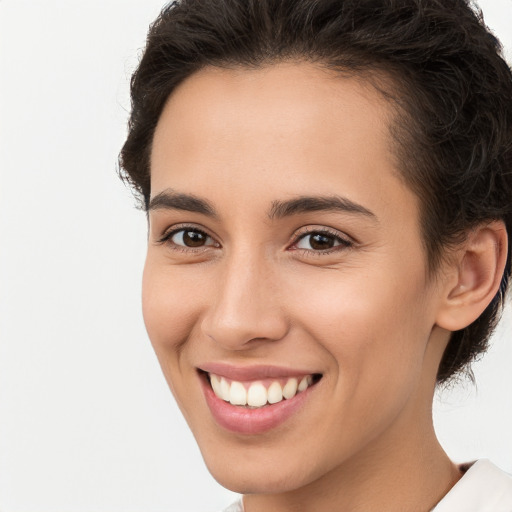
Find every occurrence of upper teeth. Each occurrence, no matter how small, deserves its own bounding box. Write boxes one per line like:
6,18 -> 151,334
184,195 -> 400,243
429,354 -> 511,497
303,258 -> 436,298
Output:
209,374 -> 314,407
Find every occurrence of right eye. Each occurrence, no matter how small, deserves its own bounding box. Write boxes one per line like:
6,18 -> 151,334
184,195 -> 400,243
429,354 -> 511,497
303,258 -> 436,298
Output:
168,228 -> 216,248
158,226 -> 219,251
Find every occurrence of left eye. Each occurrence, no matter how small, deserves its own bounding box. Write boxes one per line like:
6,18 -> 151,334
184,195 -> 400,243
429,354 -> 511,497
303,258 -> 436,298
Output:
170,228 -> 215,248
295,232 -> 349,251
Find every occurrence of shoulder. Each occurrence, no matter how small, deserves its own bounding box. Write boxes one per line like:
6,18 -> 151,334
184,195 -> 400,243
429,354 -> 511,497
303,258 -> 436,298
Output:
433,459 -> 512,512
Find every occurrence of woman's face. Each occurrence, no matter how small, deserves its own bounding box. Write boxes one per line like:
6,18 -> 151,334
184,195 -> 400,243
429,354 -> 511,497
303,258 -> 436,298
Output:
144,62 -> 449,493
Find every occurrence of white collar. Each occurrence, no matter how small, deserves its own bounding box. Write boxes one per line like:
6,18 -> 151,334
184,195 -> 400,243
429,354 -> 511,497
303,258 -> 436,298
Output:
433,460 -> 512,512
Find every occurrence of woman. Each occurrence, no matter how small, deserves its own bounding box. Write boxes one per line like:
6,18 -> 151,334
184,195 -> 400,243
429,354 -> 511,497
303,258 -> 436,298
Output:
119,0 -> 512,510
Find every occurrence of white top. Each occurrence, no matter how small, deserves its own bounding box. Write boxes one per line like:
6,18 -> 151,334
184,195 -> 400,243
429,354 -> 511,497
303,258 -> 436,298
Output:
221,501 -> 244,512
222,460 -> 512,512
432,459 -> 512,512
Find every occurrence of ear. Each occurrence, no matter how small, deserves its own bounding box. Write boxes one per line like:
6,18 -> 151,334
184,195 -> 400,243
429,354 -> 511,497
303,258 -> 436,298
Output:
435,220 -> 508,331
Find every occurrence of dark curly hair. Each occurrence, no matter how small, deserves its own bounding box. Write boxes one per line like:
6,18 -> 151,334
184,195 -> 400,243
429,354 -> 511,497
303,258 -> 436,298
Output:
119,0 -> 512,384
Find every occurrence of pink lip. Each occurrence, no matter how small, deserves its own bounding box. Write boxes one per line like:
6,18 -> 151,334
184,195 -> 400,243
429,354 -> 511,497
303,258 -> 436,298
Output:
198,367 -> 319,435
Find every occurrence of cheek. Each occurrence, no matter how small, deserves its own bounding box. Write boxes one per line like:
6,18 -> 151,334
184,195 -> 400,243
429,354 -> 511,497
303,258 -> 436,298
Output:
141,257 -> 203,362
281,269 -> 433,450
284,261 -> 432,389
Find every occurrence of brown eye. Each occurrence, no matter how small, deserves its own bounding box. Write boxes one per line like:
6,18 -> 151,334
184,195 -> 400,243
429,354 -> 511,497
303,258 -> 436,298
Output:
309,233 -> 335,250
295,231 -> 351,251
170,229 -> 213,248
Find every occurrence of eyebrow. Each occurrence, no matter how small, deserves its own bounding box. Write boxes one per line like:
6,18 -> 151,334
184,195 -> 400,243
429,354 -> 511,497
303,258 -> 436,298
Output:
148,189 -> 218,218
148,189 -> 376,222
268,195 -> 377,221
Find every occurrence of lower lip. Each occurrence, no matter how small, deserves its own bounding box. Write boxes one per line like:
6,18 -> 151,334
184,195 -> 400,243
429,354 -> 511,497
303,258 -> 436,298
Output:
200,374 -> 316,435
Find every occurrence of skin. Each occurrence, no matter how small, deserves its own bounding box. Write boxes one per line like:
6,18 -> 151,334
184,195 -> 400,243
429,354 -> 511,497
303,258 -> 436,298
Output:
143,62 -> 502,511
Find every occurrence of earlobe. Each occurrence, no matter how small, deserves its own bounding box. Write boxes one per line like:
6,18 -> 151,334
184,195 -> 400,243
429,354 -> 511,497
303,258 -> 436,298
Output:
436,221 -> 508,332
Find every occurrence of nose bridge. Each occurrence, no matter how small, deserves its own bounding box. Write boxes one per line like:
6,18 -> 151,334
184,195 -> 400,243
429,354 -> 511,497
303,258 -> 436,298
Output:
202,245 -> 288,348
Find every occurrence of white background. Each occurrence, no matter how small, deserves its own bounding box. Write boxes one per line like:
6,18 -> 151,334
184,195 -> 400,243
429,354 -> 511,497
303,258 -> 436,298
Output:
0,1 -> 511,511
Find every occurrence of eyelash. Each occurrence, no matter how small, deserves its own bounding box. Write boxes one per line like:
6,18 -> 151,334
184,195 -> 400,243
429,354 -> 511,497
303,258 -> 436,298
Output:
157,224 -> 218,253
157,225 -> 354,256
290,227 -> 354,255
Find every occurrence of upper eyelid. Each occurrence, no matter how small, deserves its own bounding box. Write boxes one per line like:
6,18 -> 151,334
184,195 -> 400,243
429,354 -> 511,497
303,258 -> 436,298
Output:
157,226 -> 220,253
296,226 -> 344,236
157,223 -> 216,243
292,226 -> 353,243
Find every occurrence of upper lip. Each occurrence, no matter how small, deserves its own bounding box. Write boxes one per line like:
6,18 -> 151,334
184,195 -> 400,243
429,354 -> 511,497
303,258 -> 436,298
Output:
197,362 -> 319,381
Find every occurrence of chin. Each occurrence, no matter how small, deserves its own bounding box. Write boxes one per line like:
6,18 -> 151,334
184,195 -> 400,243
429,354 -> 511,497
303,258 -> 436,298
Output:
199,440 -> 328,495
208,462 -> 313,495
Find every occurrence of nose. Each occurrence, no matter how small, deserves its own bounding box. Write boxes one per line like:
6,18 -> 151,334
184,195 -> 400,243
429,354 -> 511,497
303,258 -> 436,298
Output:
201,250 -> 289,350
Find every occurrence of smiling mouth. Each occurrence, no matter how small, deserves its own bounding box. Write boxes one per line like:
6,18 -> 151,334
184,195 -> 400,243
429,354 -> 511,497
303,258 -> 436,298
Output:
203,371 -> 322,408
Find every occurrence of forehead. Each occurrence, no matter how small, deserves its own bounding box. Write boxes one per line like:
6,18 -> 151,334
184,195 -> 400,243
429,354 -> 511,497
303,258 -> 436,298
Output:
153,62 -> 394,168
151,61 -> 417,224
